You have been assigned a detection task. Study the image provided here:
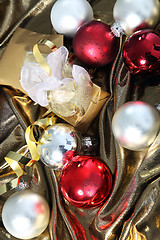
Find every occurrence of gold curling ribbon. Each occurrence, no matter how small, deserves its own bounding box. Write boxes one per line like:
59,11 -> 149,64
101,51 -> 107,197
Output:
33,39 -> 57,76
25,115 -> 57,161
4,151 -> 28,177
0,177 -> 18,195
4,115 -> 56,177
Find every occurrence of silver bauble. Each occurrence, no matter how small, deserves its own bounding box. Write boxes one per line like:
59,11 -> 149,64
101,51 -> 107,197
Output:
50,0 -> 94,37
113,0 -> 160,36
2,190 -> 50,239
112,101 -> 160,151
38,123 -> 77,169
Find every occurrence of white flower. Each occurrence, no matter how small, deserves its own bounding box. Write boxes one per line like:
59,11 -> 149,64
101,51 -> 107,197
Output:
20,46 -> 91,107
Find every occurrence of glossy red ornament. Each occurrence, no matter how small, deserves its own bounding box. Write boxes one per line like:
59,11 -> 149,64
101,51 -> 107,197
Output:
73,20 -> 120,67
62,150 -> 76,165
123,30 -> 160,74
60,155 -> 113,208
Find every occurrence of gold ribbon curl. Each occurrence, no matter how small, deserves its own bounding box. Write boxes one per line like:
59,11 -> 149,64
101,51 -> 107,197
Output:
4,114 -> 56,178
25,115 -> 57,162
33,39 -> 57,76
4,151 -> 28,177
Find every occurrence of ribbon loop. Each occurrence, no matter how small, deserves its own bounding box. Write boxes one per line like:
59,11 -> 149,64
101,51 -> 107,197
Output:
33,39 -> 57,76
4,115 -> 56,177
25,115 -> 57,161
4,151 -> 29,177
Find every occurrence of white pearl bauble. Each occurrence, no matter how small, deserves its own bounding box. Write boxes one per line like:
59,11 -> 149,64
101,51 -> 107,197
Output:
113,0 -> 160,36
2,190 -> 50,239
112,101 -> 160,151
50,0 -> 94,37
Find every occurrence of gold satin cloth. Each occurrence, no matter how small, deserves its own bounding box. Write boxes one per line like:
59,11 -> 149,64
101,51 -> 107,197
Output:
0,0 -> 160,239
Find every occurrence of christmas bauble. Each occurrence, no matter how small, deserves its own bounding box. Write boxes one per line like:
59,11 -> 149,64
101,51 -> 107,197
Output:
50,0 -> 93,37
2,190 -> 50,239
113,0 -> 160,36
62,150 -> 77,165
38,123 -> 77,169
60,155 -> 113,208
38,123 -> 97,169
73,20 -> 120,67
112,101 -> 160,151
123,29 -> 160,74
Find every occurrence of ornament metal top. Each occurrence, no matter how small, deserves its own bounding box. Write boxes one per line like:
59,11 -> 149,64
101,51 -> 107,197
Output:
112,101 -> 160,151
111,0 -> 160,37
50,0 -> 94,37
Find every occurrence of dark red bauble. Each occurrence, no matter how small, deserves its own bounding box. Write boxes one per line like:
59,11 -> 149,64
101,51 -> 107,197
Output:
60,155 -> 113,208
123,30 -> 160,74
73,20 -> 120,67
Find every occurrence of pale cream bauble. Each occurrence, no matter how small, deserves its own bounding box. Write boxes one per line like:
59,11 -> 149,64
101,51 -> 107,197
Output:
50,0 -> 94,37
112,0 -> 160,36
112,101 -> 160,150
2,190 -> 50,239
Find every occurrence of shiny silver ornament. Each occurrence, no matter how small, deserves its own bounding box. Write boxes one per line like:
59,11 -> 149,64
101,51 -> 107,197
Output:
38,123 -> 98,169
38,123 -> 77,169
112,101 -> 160,151
112,0 -> 160,36
50,0 -> 94,37
2,190 -> 50,239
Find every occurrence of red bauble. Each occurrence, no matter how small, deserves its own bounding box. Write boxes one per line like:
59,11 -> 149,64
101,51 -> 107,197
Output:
62,150 -> 76,165
73,20 -> 120,67
60,155 -> 113,208
123,30 -> 160,74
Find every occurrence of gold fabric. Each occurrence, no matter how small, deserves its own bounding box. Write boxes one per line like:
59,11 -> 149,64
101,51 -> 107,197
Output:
0,0 -> 160,240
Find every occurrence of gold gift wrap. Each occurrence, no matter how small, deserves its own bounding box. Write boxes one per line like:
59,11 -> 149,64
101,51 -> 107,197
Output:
0,0 -> 160,240
0,27 -> 63,92
59,83 -> 110,131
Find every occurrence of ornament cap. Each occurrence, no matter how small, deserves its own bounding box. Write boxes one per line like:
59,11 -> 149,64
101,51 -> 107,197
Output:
111,21 -> 125,37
